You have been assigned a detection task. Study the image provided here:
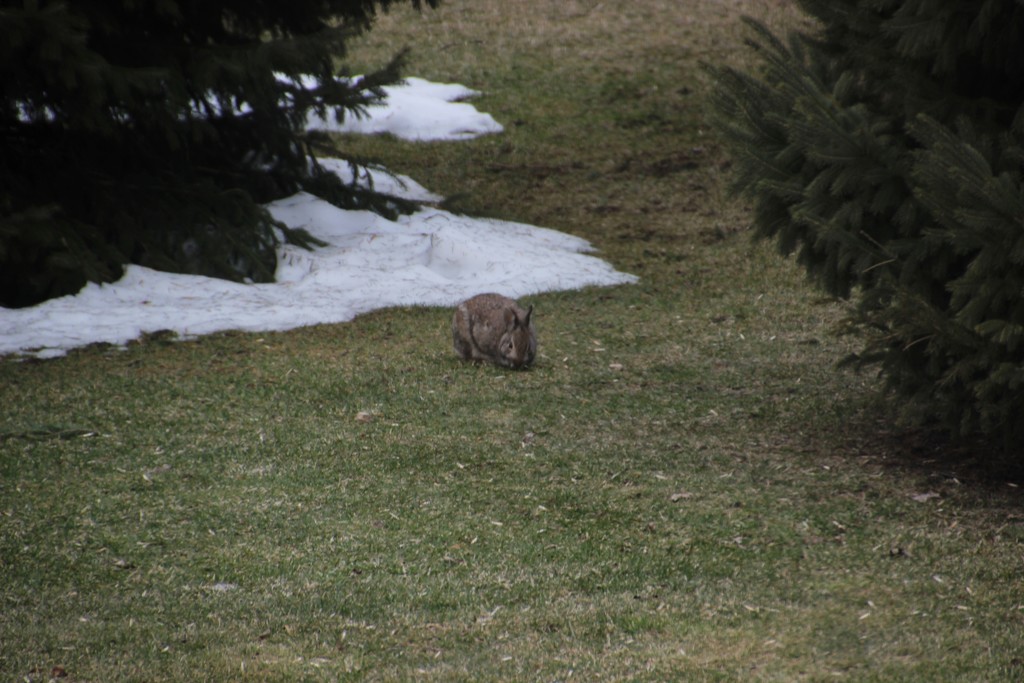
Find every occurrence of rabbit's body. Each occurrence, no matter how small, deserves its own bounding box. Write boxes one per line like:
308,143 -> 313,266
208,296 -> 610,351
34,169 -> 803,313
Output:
452,293 -> 536,369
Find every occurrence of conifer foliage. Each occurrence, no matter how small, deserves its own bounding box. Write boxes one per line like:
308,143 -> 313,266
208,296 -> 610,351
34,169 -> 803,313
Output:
0,0 -> 437,308
708,0 -> 1024,451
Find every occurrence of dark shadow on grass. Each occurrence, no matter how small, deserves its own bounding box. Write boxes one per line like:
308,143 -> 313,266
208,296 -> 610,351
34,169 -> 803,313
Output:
819,402 -> 1024,508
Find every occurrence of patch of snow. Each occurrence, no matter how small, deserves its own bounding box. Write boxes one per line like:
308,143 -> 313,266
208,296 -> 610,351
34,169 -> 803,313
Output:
318,158 -> 442,202
308,77 -> 504,141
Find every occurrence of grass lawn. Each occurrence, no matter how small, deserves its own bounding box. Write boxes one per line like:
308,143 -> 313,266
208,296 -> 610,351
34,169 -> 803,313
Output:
2,1 -> 1023,680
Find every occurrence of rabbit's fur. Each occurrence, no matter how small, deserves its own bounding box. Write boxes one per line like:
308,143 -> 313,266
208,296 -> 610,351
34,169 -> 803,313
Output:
452,293 -> 536,369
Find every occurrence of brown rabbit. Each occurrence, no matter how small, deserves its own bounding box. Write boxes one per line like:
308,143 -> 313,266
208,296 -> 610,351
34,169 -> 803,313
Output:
452,293 -> 537,369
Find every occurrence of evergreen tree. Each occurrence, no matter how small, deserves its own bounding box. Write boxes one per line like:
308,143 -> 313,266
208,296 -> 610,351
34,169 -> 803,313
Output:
0,0 -> 437,308
707,0 -> 1024,452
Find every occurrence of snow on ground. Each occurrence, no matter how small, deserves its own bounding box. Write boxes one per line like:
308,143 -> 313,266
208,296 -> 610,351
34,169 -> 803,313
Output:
314,77 -> 506,141
0,78 -> 637,359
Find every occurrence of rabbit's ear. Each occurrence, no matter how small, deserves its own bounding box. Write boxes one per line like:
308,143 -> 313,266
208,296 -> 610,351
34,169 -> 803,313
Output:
503,308 -> 516,327
523,305 -> 533,327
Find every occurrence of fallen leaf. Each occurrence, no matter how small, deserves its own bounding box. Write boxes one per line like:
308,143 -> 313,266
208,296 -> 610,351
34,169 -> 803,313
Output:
477,605 -> 502,625
670,492 -> 693,502
354,411 -> 374,423
143,464 -> 172,481
911,492 -> 940,503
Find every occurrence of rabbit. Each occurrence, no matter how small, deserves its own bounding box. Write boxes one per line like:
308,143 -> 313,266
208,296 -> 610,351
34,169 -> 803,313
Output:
452,293 -> 537,369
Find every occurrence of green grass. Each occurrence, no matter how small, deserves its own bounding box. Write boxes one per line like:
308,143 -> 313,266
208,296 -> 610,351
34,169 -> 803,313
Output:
3,1 -> 1024,680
